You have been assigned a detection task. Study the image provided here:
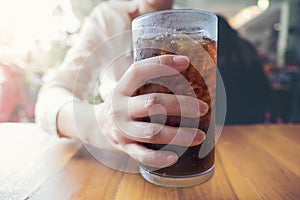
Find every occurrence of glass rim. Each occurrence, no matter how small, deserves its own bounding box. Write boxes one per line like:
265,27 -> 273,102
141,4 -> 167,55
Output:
132,8 -> 217,26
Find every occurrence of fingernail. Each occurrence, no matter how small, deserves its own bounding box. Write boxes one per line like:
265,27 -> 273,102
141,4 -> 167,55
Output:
193,132 -> 206,145
166,154 -> 178,164
173,55 -> 190,66
200,102 -> 209,116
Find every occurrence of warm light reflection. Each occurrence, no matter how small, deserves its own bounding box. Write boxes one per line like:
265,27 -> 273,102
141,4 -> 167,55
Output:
273,23 -> 281,31
229,0 -> 270,29
241,8 -> 254,21
257,0 -> 270,11
0,0 -> 80,55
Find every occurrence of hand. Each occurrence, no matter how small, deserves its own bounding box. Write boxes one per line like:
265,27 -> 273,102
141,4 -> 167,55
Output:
95,55 -> 208,168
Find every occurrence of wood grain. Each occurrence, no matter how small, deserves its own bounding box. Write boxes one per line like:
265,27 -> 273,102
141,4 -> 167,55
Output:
1,123 -> 300,199
0,123 -> 81,200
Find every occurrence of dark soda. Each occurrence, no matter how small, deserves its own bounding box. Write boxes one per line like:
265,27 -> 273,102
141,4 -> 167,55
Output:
134,33 -> 217,177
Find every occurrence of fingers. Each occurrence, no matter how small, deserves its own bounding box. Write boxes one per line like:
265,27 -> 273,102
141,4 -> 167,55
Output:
107,116 -> 205,167
128,93 -> 209,118
115,120 -> 206,147
122,142 -> 179,168
105,55 -> 209,168
136,121 -> 206,146
118,55 -> 190,95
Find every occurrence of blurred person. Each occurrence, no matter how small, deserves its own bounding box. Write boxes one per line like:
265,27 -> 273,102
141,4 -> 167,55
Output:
217,15 -> 271,125
0,63 -> 35,122
35,0 -> 209,169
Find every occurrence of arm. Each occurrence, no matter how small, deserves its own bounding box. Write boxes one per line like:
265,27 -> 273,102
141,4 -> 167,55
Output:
35,3 -> 112,139
35,3 -> 208,168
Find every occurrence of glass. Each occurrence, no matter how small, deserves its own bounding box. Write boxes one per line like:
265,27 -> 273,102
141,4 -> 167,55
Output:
132,9 -> 218,187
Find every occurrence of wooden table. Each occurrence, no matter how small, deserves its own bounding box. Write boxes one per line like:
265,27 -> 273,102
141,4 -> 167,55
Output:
0,123 -> 299,200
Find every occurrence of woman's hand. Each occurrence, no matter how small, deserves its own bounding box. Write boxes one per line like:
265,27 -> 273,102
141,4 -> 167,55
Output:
95,55 -> 208,168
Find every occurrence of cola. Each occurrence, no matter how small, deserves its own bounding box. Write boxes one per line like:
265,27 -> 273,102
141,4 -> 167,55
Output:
134,33 -> 217,177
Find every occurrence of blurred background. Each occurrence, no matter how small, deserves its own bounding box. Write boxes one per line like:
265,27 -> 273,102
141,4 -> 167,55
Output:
0,0 -> 299,123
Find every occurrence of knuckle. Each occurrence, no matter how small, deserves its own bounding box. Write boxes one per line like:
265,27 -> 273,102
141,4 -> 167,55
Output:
143,93 -> 161,110
138,155 -> 149,165
110,127 -> 121,141
111,128 -> 128,146
130,64 -> 149,85
131,61 -> 139,70
157,54 -> 170,65
130,62 -> 143,78
138,151 -> 154,165
108,106 -> 122,121
144,123 -> 162,139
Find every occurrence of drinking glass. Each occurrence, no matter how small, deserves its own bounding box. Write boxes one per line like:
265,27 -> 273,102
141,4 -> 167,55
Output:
132,9 -> 218,187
